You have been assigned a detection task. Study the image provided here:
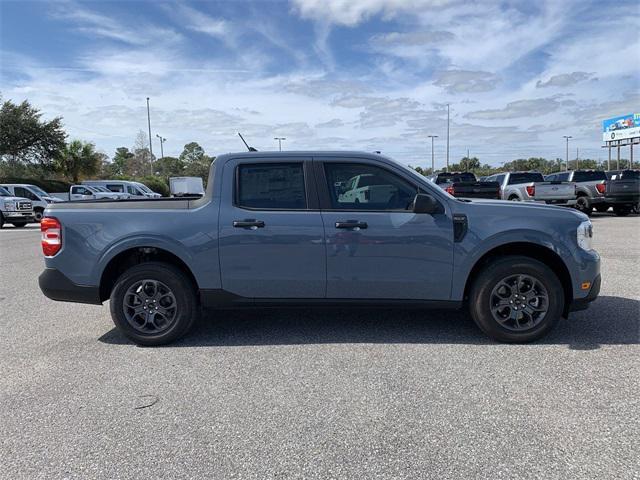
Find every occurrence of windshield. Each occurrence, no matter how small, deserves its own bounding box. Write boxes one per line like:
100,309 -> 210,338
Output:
31,186 -> 49,196
135,182 -> 153,193
508,172 -> 545,184
0,186 -> 11,197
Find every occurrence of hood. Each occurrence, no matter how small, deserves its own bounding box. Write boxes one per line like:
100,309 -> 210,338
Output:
460,198 -> 589,221
2,196 -> 32,203
43,196 -> 63,203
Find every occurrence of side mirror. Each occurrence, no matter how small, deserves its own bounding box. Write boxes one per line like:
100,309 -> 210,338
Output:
412,193 -> 441,214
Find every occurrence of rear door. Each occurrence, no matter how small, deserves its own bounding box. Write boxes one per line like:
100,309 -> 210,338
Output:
218,157 -> 326,298
70,186 -> 94,201
315,158 -> 454,300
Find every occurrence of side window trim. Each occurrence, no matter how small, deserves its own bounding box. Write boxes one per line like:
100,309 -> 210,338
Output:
233,161 -> 317,211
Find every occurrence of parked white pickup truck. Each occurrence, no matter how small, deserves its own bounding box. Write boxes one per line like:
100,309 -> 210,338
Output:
53,185 -> 130,201
339,173 -> 398,205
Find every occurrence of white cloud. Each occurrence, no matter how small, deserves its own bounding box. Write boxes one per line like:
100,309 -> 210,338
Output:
536,72 -> 594,88
466,97 -> 576,120
433,70 -> 500,94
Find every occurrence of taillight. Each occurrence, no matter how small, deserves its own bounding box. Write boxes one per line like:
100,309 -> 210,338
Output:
526,185 -> 535,197
445,185 -> 455,195
41,217 -> 62,257
596,183 -> 605,194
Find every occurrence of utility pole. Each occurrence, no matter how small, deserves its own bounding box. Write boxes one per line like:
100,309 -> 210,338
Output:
274,137 -> 286,151
563,135 -> 572,171
146,97 -> 153,156
427,135 -> 438,173
156,134 -> 166,159
608,144 -> 611,171
446,103 -> 450,172
576,147 -> 579,170
467,148 -> 470,171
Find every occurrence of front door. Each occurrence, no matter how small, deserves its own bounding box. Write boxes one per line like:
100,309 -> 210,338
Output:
218,157 -> 326,298
317,159 -> 454,300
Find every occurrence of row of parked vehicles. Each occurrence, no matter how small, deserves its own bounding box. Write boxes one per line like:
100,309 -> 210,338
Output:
0,178 -> 208,228
427,169 -> 640,216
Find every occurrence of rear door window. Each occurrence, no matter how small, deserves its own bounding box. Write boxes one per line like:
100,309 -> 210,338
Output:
573,171 -> 607,182
237,163 -> 306,210
106,184 -> 124,193
508,173 -> 545,184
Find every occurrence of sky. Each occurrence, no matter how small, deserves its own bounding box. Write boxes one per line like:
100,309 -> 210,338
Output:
1,0 -> 638,168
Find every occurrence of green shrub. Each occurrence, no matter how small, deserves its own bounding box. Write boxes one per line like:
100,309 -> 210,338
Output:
0,176 -> 72,193
138,176 -> 170,197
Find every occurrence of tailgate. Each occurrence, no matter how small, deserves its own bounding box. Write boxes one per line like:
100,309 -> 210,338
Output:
606,180 -> 640,196
534,182 -> 575,200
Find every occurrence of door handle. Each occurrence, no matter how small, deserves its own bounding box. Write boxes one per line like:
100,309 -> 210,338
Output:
335,221 -> 368,229
233,219 -> 265,229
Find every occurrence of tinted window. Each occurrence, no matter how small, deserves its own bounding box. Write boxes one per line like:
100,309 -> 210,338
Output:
573,171 -> 607,182
72,186 -> 91,195
324,163 -> 418,210
557,172 -> 570,181
494,174 -> 505,184
0,186 -> 10,196
545,174 -> 556,181
436,173 -> 476,184
508,173 -> 544,184
106,184 -> 124,193
237,163 -> 306,209
15,187 -> 38,200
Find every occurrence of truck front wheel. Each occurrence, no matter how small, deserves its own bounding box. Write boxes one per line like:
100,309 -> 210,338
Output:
468,256 -> 564,343
109,262 -> 199,346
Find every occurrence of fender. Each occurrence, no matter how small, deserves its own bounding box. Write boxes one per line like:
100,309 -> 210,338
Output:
451,228 -> 576,301
94,234 -> 199,287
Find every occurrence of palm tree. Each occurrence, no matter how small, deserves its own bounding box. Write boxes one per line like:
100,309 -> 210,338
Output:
57,140 -> 100,183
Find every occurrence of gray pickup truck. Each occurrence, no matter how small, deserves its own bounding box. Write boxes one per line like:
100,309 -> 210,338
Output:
545,170 -> 607,215
39,151 -> 600,346
484,171 -> 576,205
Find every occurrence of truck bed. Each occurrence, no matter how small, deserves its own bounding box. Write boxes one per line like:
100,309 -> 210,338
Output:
47,197 -> 199,210
534,181 -> 576,204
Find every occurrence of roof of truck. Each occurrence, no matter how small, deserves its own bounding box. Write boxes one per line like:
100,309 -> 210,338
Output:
217,150 -> 387,159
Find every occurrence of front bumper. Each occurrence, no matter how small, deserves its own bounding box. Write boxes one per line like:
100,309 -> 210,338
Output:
569,274 -> 601,312
39,268 -> 101,305
3,211 -> 35,221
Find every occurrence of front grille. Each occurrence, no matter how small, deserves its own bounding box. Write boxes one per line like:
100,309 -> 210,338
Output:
17,201 -> 32,210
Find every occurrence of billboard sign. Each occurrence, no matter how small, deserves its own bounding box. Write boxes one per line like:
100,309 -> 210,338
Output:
602,113 -> 640,142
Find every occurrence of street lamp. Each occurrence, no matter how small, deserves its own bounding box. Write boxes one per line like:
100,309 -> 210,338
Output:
427,135 -> 438,173
156,134 -> 166,159
563,135 -> 572,171
274,137 -> 286,151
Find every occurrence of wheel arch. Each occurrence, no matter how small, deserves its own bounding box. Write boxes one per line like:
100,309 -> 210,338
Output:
99,246 -> 199,302
463,242 -> 573,317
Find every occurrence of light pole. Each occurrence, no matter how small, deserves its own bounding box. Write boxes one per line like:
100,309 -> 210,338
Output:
156,134 -> 166,159
427,135 -> 438,173
146,97 -> 153,155
563,135 -> 572,171
446,103 -> 450,172
274,137 -> 286,151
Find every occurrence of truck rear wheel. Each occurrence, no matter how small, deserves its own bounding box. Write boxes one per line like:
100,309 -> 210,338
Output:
575,196 -> 592,216
468,255 -> 564,343
109,262 -> 199,346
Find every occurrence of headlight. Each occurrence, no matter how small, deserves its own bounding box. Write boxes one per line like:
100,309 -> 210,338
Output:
577,220 -> 593,251
4,202 -> 16,211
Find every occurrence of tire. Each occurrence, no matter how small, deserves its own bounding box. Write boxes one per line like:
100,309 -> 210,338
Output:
0,213 -> 4,229
11,222 -> 27,228
613,205 -> 631,217
109,262 -> 199,346
575,195 -> 592,216
594,204 -> 609,213
34,208 -> 44,222
508,195 -> 520,201
469,255 -> 564,343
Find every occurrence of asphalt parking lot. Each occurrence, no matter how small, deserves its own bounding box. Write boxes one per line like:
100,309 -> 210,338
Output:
1,213 -> 638,479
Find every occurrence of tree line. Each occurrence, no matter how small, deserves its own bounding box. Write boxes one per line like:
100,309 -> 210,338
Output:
0,98 -> 213,195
